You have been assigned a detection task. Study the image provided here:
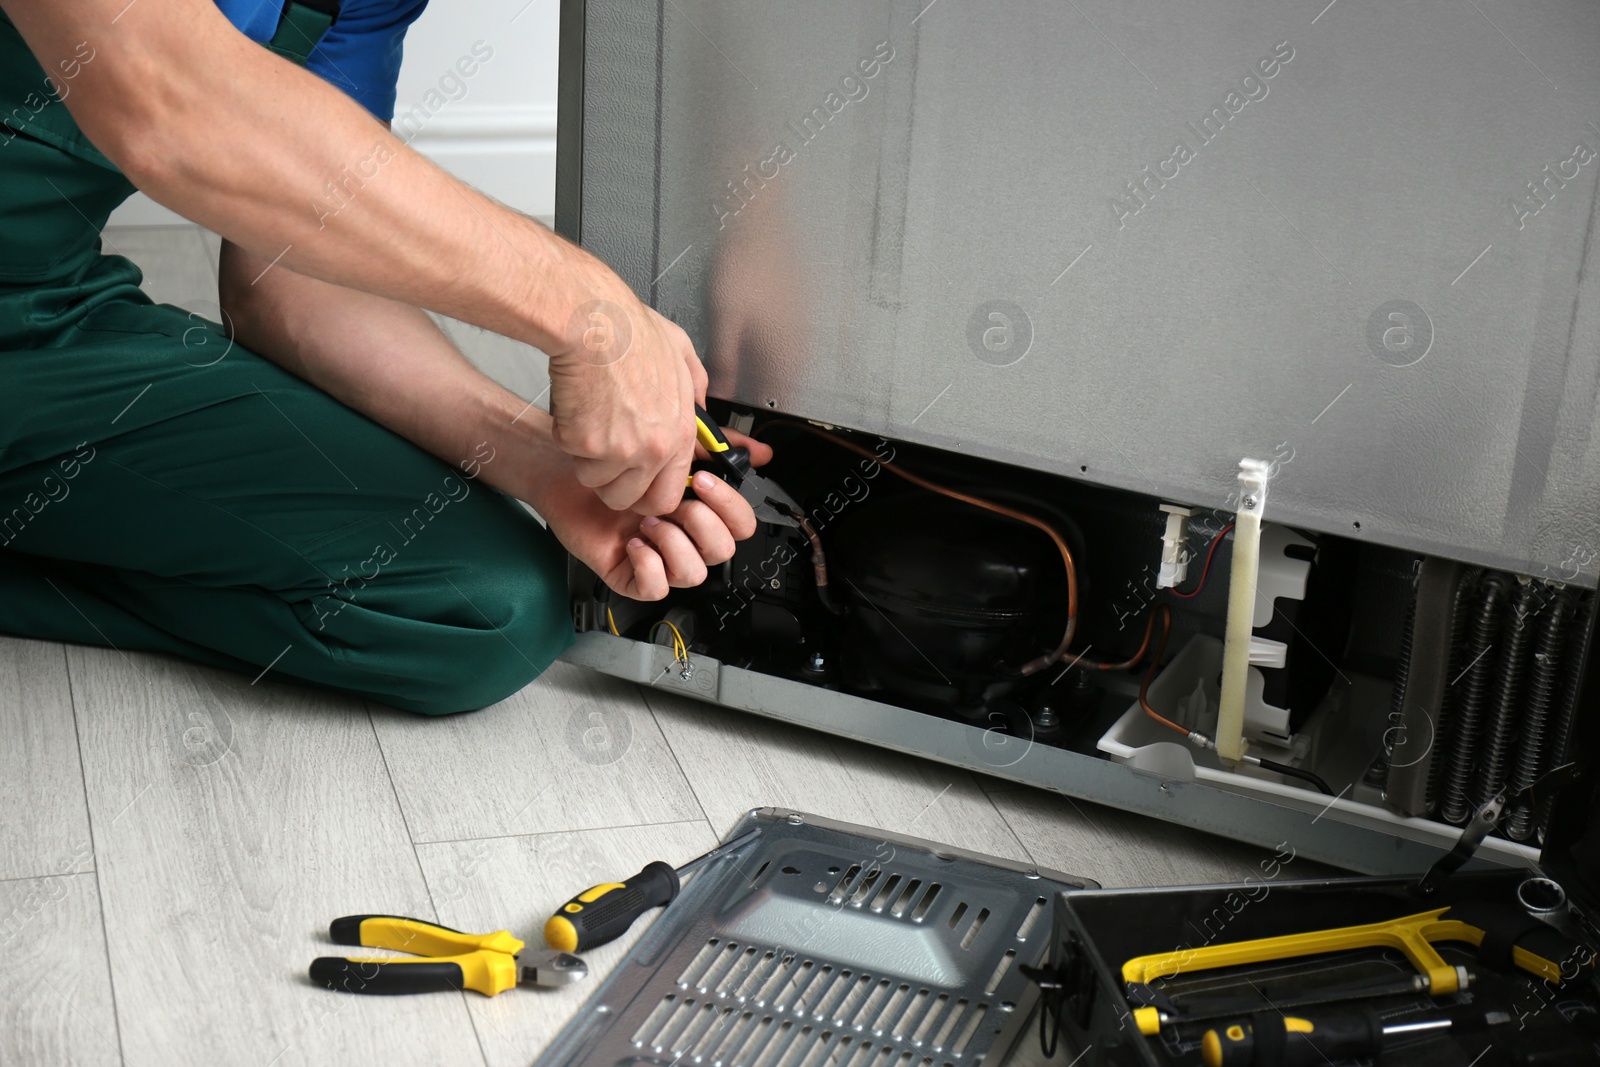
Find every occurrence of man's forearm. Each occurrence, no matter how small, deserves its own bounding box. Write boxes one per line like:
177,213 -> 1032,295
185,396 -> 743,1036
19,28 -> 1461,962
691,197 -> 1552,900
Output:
220,241 -> 569,511
2,0 -> 598,357
5,0 -> 711,516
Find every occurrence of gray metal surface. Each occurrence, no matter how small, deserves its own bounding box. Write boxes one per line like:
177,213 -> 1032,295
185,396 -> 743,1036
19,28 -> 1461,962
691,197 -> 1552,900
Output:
570,0 -> 1600,585
535,807 -> 1094,1066
563,633 -> 1542,877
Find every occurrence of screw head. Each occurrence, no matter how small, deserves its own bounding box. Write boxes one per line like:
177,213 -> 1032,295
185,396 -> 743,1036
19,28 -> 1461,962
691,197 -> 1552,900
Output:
769,578 -> 780,589
678,667 -> 694,681
1242,496 -> 1258,510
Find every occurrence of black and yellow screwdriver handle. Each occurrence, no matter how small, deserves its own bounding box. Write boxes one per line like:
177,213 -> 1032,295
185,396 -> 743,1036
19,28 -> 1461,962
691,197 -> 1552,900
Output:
1202,1009 -> 1383,1067
310,915 -> 524,997
544,861 -> 680,953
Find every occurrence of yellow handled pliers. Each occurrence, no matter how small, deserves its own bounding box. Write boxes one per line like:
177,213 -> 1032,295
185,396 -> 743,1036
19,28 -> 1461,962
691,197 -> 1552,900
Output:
310,914 -> 587,996
691,404 -> 800,527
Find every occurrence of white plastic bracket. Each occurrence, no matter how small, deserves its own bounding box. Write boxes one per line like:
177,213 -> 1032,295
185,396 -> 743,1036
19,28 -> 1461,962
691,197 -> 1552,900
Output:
1215,459 -> 1271,762
1156,504 -> 1194,590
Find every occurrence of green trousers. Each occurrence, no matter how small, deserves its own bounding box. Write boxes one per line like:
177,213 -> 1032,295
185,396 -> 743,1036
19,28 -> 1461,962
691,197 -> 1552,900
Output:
0,17 -> 573,714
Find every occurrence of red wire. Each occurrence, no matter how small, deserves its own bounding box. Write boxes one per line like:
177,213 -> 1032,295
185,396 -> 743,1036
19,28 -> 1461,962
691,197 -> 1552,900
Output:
1169,523 -> 1235,600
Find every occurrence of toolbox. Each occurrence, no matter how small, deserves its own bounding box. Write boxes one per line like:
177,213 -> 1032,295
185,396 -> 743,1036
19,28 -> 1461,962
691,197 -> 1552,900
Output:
1038,797 -> 1600,1065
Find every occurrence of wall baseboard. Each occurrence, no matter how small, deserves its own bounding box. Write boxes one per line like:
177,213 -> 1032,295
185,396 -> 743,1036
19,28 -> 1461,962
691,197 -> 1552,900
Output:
108,103 -> 557,228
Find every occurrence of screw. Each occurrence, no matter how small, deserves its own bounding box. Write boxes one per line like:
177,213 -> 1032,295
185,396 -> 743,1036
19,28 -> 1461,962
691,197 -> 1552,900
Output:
1242,496 -> 1258,510
678,666 -> 694,682
769,578 -> 780,589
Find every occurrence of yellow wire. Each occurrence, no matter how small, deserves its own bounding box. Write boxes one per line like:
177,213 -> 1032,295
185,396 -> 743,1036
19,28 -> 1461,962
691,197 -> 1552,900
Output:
606,608 -> 619,636
650,620 -> 689,663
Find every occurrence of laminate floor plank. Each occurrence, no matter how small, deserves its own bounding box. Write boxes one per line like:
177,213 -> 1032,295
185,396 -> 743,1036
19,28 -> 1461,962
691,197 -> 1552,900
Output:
984,785 -> 1336,888
642,688 -> 1035,866
0,637 -> 93,882
68,646 -> 483,1067
371,660 -> 704,845
0,872 -> 121,1066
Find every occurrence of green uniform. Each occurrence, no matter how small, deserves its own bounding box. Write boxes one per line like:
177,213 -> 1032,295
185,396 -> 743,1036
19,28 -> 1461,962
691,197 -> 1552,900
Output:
0,9 -> 574,714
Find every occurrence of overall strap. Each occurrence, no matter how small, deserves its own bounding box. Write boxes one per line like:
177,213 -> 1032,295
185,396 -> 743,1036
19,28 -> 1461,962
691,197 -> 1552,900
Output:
266,0 -> 341,67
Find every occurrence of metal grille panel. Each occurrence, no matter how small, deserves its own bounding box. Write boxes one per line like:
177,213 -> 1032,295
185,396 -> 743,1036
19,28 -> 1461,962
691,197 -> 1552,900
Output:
536,809 -> 1093,1066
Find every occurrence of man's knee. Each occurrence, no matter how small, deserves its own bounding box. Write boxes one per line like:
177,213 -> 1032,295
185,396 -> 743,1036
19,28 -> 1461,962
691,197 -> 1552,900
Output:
419,564 -> 576,714
310,492 -> 576,715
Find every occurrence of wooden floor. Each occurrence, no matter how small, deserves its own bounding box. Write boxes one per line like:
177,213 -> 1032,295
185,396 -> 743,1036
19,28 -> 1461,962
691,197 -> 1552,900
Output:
2,226 -> 1305,1066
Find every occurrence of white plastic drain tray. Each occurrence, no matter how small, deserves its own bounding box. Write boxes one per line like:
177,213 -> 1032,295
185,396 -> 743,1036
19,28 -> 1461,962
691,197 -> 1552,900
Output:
536,807 -> 1095,1067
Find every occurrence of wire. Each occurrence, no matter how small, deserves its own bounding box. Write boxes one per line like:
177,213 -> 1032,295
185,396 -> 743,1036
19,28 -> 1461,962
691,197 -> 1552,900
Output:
1253,756 -> 1335,796
606,607 -> 619,636
1169,523 -> 1234,599
1137,604 -> 1196,741
649,620 -> 689,664
758,420 -> 1078,675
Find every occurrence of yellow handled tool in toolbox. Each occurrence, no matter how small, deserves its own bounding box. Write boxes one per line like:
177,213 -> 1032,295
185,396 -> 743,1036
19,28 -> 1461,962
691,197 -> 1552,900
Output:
1123,899 -> 1588,1036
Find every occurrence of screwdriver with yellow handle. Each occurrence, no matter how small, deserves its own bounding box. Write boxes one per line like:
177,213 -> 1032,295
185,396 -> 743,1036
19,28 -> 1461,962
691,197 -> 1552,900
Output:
544,828 -> 762,953
1200,1005 -> 1509,1066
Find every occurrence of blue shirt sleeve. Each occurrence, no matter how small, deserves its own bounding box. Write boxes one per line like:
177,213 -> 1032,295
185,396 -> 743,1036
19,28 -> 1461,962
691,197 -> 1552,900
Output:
306,0 -> 430,123
213,0 -> 429,123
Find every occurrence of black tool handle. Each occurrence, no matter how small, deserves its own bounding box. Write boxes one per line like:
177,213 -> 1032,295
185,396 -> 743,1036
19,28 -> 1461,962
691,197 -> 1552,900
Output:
691,405 -> 750,482
310,957 -> 468,996
545,861 -> 680,953
1202,1009 -> 1384,1067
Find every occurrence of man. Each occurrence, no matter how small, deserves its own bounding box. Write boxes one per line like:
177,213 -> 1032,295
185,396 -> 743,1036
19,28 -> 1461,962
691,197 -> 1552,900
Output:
0,0 -> 766,714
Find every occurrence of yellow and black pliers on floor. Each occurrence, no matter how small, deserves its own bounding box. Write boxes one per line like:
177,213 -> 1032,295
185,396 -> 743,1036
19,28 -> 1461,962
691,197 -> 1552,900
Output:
691,404 -> 801,528
310,914 -> 587,996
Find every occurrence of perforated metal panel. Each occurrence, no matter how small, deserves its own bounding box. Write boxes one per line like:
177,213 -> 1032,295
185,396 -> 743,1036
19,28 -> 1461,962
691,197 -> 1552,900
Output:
535,808 -> 1094,1066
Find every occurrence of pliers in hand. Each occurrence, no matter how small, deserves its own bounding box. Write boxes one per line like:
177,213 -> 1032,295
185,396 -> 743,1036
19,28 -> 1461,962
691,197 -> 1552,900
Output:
310,914 -> 587,996
690,404 -> 801,528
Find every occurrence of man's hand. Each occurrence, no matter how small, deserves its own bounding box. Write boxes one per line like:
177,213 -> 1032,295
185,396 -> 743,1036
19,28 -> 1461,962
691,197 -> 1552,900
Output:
217,239 -> 769,603
545,257 -> 710,517
535,428 -> 774,600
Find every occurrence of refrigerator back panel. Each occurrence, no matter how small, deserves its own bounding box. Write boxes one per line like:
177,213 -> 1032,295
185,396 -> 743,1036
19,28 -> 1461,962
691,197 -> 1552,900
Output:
566,0 -> 1600,586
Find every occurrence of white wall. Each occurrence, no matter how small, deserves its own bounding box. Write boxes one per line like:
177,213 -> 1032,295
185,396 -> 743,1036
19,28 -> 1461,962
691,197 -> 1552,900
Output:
108,0 -> 559,226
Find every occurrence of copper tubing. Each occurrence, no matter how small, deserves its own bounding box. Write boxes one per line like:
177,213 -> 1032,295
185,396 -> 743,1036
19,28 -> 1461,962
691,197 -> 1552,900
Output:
1138,604 -> 1191,739
796,513 -> 829,590
788,509 -> 847,615
760,420 -> 1078,674
1073,606 -> 1161,673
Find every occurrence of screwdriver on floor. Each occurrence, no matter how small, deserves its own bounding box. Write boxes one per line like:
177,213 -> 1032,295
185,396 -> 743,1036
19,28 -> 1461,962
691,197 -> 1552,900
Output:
1201,1005 -> 1510,1066
543,829 -> 762,953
